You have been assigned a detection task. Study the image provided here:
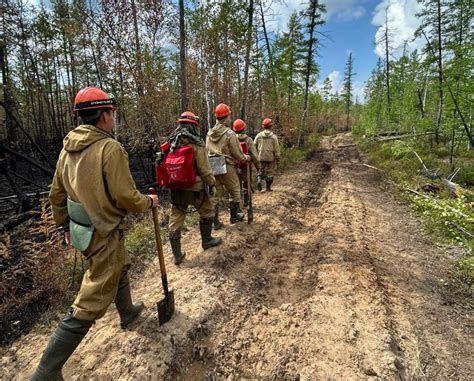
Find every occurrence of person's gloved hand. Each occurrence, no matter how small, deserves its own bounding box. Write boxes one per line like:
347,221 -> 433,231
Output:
244,154 -> 251,162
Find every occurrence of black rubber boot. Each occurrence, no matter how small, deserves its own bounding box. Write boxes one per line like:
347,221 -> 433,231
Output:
169,230 -> 186,265
199,218 -> 223,249
243,193 -> 249,207
213,207 -> 224,230
230,202 -> 245,223
257,175 -> 263,191
115,272 -> 145,329
31,312 -> 93,381
266,178 -> 273,192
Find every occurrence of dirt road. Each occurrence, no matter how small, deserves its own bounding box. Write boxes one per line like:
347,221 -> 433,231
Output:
2,133 -> 472,380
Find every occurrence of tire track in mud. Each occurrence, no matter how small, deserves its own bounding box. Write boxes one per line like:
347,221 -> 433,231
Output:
176,135 -> 405,380
2,134 -> 472,380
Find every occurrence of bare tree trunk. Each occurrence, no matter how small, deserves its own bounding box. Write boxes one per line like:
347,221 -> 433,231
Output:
302,0 -> 318,133
240,0 -> 254,121
434,0 -> 444,145
384,12 -> 391,114
259,0 -> 279,127
179,0 -> 188,111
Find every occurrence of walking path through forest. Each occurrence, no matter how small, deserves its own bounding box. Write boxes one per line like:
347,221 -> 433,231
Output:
2,133 -> 473,380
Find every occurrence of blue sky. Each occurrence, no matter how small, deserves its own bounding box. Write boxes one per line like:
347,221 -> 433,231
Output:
27,0 -> 422,102
270,0 -> 422,101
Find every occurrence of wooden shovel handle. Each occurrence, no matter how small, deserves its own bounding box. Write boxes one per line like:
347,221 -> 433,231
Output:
148,188 -> 167,278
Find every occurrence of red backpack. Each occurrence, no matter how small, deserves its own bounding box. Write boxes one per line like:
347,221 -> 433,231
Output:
156,144 -> 197,189
237,141 -> 248,168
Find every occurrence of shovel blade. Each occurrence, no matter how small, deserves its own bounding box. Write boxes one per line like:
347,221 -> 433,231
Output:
157,288 -> 175,325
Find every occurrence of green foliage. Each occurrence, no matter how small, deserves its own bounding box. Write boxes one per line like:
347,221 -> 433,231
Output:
125,217 -> 159,266
358,138 -> 474,284
390,140 -> 412,159
410,193 -> 474,284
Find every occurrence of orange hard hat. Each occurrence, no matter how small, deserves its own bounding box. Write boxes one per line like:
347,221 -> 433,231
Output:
262,118 -> 272,127
178,111 -> 199,126
232,119 -> 246,132
73,86 -> 116,112
214,103 -> 231,118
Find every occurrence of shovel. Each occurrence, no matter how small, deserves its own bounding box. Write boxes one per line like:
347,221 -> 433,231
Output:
148,187 -> 175,325
246,162 -> 254,224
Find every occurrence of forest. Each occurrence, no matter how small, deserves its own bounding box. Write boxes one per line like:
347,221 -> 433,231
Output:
0,0 -> 473,379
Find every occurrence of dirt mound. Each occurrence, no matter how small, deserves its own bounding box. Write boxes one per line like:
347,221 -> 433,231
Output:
1,133 -> 472,380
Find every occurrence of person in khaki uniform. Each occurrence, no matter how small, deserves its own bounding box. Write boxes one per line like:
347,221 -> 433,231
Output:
166,112 -> 222,264
232,119 -> 260,206
255,118 -> 280,192
206,103 -> 250,227
32,87 -> 159,381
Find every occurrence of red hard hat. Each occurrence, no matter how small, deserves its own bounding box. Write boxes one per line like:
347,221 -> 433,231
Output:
262,118 -> 272,127
232,119 -> 246,132
178,111 -> 199,126
214,103 -> 231,118
73,86 -> 116,112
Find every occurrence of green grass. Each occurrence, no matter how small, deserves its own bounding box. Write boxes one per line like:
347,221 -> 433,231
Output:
124,205 -> 201,272
278,132 -> 320,171
356,136 -> 474,285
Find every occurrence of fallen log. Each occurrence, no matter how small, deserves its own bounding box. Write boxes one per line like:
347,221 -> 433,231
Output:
376,131 -> 439,142
0,191 -> 49,201
9,170 -> 50,191
0,144 -> 54,178
404,144 -> 465,196
1,209 -> 38,231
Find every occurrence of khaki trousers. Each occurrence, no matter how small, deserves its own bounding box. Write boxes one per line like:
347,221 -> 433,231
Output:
259,161 -> 276,180
215,164 -> 241,204
72,230 -> 129,321
169,189 -> 214,233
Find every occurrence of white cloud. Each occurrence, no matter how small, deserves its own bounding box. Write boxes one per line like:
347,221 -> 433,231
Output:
328,70 -> 343,93
317,70 -> 366,103
322,0 -> 367,22
270,0 -> 367,32
372,0 -> 424,59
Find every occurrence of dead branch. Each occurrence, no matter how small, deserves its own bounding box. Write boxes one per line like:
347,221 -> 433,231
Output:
337,144 -> 356,148
0,191 -> 49,201
362,163 -> 383,171
0,143 -> 54,177
447,222 -> 474,238
406,188 -> 473,222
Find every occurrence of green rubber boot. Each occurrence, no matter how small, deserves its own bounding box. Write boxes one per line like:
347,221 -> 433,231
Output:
200,218 -> 223,249
266,178 -> 273,192
115,272 -> 145,329
230,202 -> 245,223
31,312 -> 93,381
169,230 -> 186,265
213,207 -> 224,230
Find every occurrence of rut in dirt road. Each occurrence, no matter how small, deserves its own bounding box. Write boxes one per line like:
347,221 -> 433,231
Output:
2,134 -> 472,380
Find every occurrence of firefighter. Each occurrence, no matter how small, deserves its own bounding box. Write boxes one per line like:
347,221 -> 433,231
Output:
232,118 -> 260,206
166,111 -> 222,264
254,118 -> 281,192
32,86 -> 159,380
206,103 -> 250,228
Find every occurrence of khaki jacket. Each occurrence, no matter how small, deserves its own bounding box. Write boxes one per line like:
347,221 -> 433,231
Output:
206,122 -> 246,166
176,136 -> 215,192
49,125 -> 151,237
255,129 -> 280,163
237,133 -> 260,169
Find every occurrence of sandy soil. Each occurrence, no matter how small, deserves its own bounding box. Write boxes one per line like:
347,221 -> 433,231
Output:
1,133 -> 472,380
